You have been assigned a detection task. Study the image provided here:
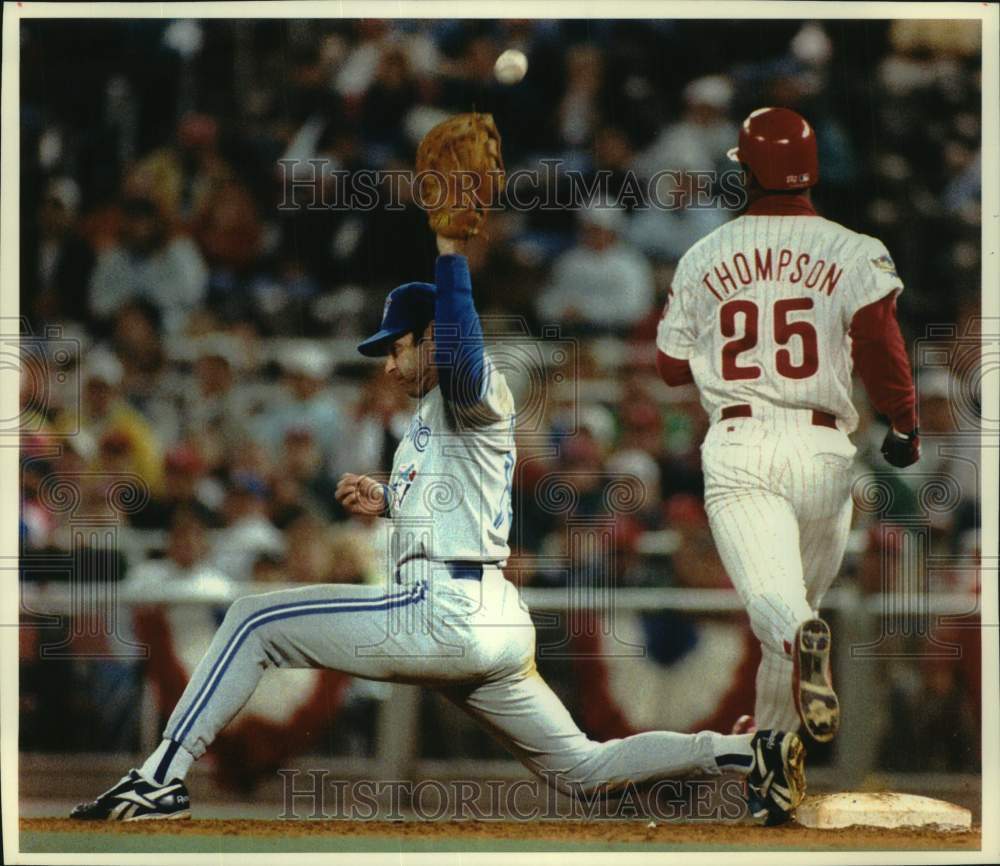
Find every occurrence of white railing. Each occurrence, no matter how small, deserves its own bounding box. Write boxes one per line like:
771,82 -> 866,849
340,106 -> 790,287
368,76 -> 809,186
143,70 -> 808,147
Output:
20,581 -> 981,615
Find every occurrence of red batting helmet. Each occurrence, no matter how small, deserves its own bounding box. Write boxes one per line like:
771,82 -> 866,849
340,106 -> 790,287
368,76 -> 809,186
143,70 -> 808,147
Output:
727,107 -> 819,191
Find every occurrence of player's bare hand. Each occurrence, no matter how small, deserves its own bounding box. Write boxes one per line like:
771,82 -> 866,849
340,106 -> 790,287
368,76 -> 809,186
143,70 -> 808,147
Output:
436,235 -> 469,256
335,473 -> 387,516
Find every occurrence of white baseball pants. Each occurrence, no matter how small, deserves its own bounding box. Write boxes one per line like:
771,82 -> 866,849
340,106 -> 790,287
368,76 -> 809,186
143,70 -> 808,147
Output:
701,413 -> 855,732
151,558 -> 751,794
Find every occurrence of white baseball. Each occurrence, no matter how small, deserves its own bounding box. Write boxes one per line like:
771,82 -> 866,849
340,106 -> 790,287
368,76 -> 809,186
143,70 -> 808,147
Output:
494,49 -> 528,85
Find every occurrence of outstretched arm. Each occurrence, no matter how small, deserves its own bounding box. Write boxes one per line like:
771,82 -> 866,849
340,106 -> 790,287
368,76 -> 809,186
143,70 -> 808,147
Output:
433,235 -> 488,407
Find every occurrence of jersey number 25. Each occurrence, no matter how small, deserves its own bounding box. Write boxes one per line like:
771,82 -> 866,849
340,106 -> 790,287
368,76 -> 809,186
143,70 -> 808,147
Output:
720,297 -> 819,381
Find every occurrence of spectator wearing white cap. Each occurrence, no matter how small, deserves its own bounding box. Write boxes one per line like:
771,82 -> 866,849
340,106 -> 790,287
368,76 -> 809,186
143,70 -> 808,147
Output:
631,75 -> 738,181
536,206 -> 655,334
250,343 -> 348,476
52,347 -> 165,495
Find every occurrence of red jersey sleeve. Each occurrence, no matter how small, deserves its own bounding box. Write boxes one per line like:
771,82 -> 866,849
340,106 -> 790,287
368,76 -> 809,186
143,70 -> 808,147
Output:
849,293 -> 917,432
656,350 -> 694,387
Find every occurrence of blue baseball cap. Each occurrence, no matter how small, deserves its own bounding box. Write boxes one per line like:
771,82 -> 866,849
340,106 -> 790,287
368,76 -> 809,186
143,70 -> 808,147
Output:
357,281 -> 436,357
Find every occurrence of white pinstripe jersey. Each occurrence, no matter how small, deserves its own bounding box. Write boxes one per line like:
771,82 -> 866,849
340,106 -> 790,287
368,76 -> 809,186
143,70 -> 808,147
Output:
657,212 -> 904,434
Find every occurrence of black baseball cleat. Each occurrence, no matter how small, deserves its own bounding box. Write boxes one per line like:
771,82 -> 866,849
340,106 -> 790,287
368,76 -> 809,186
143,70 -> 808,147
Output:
70,770 -> 191,821
793,617 -> 840,742
745,729 -> 806,826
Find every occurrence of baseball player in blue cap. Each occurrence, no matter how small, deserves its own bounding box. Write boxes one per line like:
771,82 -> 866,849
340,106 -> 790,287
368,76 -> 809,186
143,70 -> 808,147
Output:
71,234 -> 806,826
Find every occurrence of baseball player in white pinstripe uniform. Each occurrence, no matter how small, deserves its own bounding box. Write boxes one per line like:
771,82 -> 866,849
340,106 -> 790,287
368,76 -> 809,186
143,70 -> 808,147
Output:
72,232 -> 806,826
657,107 -> 919,743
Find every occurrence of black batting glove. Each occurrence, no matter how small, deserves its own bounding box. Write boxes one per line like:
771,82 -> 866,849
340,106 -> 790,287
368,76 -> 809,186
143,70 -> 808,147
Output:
881,427 -> 920,468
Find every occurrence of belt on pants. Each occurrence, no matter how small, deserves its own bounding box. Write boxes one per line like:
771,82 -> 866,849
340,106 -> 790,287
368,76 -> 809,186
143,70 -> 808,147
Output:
394,554 -> 499,582
444,561 -> 489,581
719,403 -> 837,429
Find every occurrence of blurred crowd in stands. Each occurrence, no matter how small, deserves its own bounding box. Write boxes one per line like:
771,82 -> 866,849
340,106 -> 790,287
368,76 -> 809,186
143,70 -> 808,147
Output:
18,18 -> 982,774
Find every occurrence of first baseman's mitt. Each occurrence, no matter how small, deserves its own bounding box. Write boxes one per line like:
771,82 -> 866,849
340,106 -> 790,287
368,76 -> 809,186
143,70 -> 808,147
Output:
416,113 -> 505,239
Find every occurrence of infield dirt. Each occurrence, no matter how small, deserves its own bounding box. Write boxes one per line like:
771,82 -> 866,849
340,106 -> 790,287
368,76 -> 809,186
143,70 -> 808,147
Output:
20,817 -> 982,852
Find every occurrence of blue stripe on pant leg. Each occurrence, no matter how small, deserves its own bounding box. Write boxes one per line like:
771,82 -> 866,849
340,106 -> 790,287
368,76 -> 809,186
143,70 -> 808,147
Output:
168,582 -> 419,738
153,738 -> 181,784
168,582 -> 425,744
171,583 -> 424,743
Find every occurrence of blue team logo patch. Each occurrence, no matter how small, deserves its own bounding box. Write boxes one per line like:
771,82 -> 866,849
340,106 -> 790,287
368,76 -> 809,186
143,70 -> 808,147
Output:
408,417 -> 431,451
870,254 -> 899,279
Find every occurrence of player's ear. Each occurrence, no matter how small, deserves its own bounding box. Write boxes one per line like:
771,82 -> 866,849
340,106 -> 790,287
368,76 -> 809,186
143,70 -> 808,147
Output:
423,321 -> 435,345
